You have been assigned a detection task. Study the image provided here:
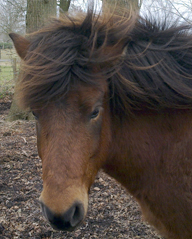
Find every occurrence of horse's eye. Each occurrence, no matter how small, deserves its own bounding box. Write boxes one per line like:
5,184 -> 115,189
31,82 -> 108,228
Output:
91,108 -> 100,119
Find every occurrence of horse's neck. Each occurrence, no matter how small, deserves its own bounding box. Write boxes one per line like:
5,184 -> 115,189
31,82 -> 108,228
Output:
103,109 -> 192,195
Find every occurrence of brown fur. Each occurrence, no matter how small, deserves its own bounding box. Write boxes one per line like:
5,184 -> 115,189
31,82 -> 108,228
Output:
10,4 -> 192,239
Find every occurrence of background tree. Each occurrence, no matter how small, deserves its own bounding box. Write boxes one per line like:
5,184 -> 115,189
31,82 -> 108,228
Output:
0,0 -> 26,41
152,0 -> 192,24
102,0 -> 142,11
26,0 -> 57,33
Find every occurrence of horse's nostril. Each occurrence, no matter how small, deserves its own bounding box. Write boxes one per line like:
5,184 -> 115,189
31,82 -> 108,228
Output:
40,201 -> 84,231
65,202 -> 84,228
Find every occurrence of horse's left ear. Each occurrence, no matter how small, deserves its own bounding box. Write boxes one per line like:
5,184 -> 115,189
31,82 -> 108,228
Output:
9,33 -> 30,59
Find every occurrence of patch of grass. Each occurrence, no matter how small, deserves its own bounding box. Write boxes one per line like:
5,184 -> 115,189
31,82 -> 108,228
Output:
0,49 -> 20,98
0,65 -> 15,98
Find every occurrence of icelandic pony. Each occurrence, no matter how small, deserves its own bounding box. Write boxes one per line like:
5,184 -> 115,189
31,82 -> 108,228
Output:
10,6 -> 192,239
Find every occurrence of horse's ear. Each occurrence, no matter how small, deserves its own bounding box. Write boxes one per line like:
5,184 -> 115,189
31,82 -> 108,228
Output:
9,33 -> 30,59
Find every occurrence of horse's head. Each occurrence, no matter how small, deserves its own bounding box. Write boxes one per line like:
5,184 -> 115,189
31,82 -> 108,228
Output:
9,7 -> 133,230
35,83 -> 112,231
9,32 -> 112,231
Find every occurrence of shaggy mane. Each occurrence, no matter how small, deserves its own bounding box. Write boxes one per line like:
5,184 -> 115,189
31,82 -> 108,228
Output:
16,5 -> 192,115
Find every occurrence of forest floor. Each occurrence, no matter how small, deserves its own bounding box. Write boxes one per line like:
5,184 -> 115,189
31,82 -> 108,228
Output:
0,95 -> 163,239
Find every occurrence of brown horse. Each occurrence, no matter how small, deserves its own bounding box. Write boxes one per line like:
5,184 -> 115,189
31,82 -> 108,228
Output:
10,5 -> 192,239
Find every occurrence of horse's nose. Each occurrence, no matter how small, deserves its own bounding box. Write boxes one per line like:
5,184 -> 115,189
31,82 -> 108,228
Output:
40,201 -> 84,231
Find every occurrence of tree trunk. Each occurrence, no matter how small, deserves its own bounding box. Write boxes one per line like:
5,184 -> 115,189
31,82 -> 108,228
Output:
102,0 -> 142,11
26,0 -> 57,33
60,0 -> 71,13
8,0 -> 57,121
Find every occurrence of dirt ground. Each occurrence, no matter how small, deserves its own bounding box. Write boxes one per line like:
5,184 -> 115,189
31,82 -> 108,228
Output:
0,96 -> 163,239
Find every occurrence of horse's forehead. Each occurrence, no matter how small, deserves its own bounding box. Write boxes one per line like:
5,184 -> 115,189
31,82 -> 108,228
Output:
40,84 -> 106,117
69,84 -> 105,104
72,86 -> 105,102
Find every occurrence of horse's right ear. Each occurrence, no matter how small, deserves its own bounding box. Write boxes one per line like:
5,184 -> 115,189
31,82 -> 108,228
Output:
9,33 -> 30,59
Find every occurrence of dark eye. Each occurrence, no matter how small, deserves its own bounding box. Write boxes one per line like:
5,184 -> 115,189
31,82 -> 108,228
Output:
91,108 -> 100,119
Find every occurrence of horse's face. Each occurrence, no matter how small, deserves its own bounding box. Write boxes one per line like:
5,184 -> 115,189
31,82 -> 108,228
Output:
33,82 -> 111,231
9,32 -> 113,231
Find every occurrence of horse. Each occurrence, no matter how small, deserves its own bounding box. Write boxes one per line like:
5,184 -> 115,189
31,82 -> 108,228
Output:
9,5 -> 192,239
